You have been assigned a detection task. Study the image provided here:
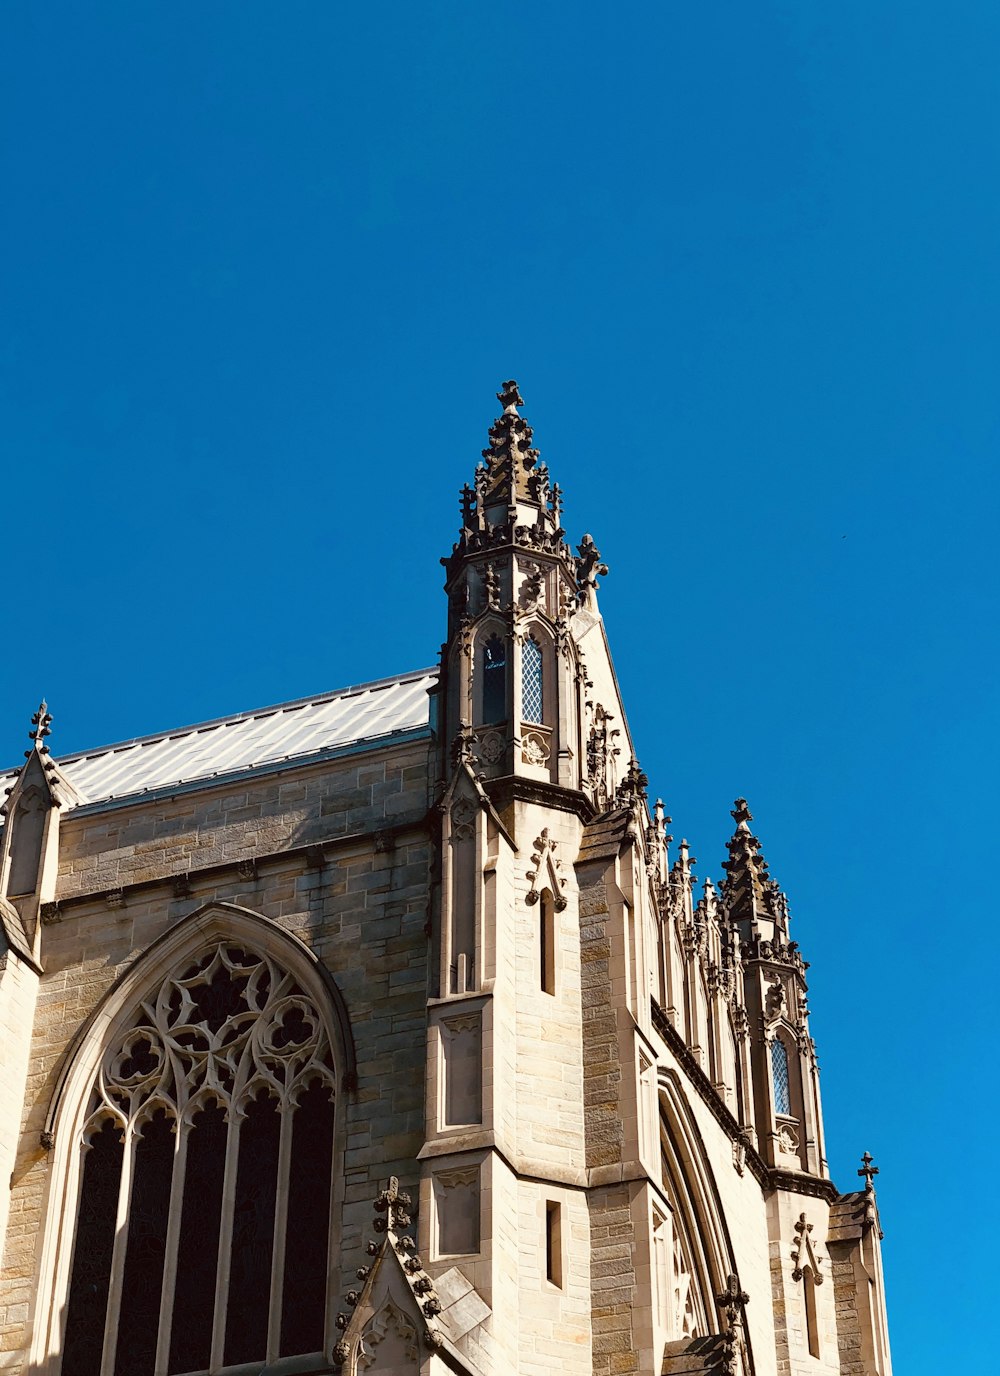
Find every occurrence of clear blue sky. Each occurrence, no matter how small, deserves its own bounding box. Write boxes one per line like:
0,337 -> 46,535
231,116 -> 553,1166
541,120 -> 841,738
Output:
2,5 -> 996,1367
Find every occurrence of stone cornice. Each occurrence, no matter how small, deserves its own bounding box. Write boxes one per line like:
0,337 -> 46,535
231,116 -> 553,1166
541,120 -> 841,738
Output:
482,775 -> 595,823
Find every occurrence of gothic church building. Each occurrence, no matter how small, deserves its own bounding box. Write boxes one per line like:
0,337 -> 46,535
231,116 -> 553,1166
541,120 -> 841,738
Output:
0,384 -> 892,1376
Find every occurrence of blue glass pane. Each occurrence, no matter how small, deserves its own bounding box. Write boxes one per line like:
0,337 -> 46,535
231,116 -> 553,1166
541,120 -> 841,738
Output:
522,637 -> 543,724
771,1040 -> 791,1115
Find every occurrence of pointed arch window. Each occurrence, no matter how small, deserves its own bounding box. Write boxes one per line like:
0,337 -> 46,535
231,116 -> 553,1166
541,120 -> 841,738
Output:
771,1037 -> 791,1116
482,634 -> 507,724
522,635 -> 544,724
61,941 -> 337,1376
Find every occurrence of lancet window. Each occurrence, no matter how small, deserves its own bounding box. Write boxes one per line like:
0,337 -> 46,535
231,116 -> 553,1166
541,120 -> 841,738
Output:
61,941 -> 337,1376
482,634 -> 507,723
521,635 -> 544,724
771,1037 -> 791,1116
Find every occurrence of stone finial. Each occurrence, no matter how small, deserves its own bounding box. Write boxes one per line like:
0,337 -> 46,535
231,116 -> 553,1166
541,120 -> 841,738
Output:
858,1150 -> 879,1187
575,533 -> 609,601
373,1175 -> 412,1233
497,379 -> 524,411
615,756 -> 649,811
28,700 -> 52,744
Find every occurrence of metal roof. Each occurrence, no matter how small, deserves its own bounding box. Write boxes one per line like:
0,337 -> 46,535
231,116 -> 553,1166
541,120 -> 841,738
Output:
1,669 -> 437,812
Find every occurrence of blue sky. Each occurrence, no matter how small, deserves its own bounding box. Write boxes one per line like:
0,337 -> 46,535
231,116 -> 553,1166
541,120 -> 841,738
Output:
2,4 -> 997,1366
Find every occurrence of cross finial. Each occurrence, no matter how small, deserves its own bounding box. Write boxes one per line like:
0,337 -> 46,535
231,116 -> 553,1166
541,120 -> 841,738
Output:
497,379 -> 523,412
858,1151 -> 879,1188
373,1175 -> 412,1234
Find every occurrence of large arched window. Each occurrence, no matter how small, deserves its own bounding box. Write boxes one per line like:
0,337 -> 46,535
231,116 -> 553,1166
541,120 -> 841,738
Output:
60,938 -> 338,1376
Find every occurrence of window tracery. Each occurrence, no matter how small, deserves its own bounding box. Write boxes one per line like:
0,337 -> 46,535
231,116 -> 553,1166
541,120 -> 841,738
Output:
62,941 -> 336,1376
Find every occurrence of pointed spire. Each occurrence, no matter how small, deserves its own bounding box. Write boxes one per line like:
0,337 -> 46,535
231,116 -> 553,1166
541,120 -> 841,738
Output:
722,797 -> 777,928
479,379 -> 546,505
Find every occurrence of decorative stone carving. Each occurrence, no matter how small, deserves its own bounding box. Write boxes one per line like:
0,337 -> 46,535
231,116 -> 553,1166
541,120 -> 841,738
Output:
791,1212 -> 824,1283
357,1301 -> 419,1370
575,533 -> 609,599
715,1274 -> 750,1376
478,730 -> 505,765
449,797 -> 477,842
518,561 -> 544,610
615,756 -> 648,810
525,829 -> 567,910
765,975 -> 784,1019
776,1122 -> 799,1158
586,703 -> 619,809
521,729 -> 551,766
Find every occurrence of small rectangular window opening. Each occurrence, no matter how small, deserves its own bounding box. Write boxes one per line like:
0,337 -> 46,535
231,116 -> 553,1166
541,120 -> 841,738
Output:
540,891 -> 556,995
545,1201 -> 563,1288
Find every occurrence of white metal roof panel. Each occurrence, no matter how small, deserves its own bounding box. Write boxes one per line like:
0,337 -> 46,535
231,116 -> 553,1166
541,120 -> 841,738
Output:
0,669 -> 436,811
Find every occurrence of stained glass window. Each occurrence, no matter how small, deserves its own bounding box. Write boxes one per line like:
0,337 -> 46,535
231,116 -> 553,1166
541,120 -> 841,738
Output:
771,1038 -> 791,1116
482,634 -> 507,723
63,942 -> 337,1374
522,636 -> 544,724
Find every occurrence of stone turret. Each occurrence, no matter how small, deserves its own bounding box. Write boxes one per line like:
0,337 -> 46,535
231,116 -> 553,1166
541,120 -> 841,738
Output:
722,798 -> 826,1177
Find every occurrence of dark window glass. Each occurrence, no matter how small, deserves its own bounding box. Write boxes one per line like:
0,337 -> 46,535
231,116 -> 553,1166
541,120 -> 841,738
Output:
168,1102 -> 227,1374
115,1108 -> 175,1376
482,635 -> 507,723
63,1119 -> 124,1376
280,1080 -> 335,1356
224,1091 -> 282,1366
522,636 -> 544,724
772,1039 -> 791,1116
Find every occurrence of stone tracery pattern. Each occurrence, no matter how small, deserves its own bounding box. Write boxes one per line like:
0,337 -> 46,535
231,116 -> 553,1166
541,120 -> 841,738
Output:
88,942 -> 334,1139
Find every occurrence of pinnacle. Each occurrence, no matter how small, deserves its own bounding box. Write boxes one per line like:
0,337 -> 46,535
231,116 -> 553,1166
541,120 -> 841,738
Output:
24,699 -> 53,759
722,796 -> 776,926
480,378 -> 542,503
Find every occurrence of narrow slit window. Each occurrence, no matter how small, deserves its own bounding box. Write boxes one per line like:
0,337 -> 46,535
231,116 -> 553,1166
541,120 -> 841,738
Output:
545,1201 -> 563,1288
771,1038 -> 791,1116
540,891 -> 555,995
482,634 -> 507,723
522,636 -> 544,724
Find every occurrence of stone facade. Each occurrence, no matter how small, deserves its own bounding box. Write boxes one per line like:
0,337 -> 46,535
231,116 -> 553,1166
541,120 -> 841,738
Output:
0,383 -> 892,1376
